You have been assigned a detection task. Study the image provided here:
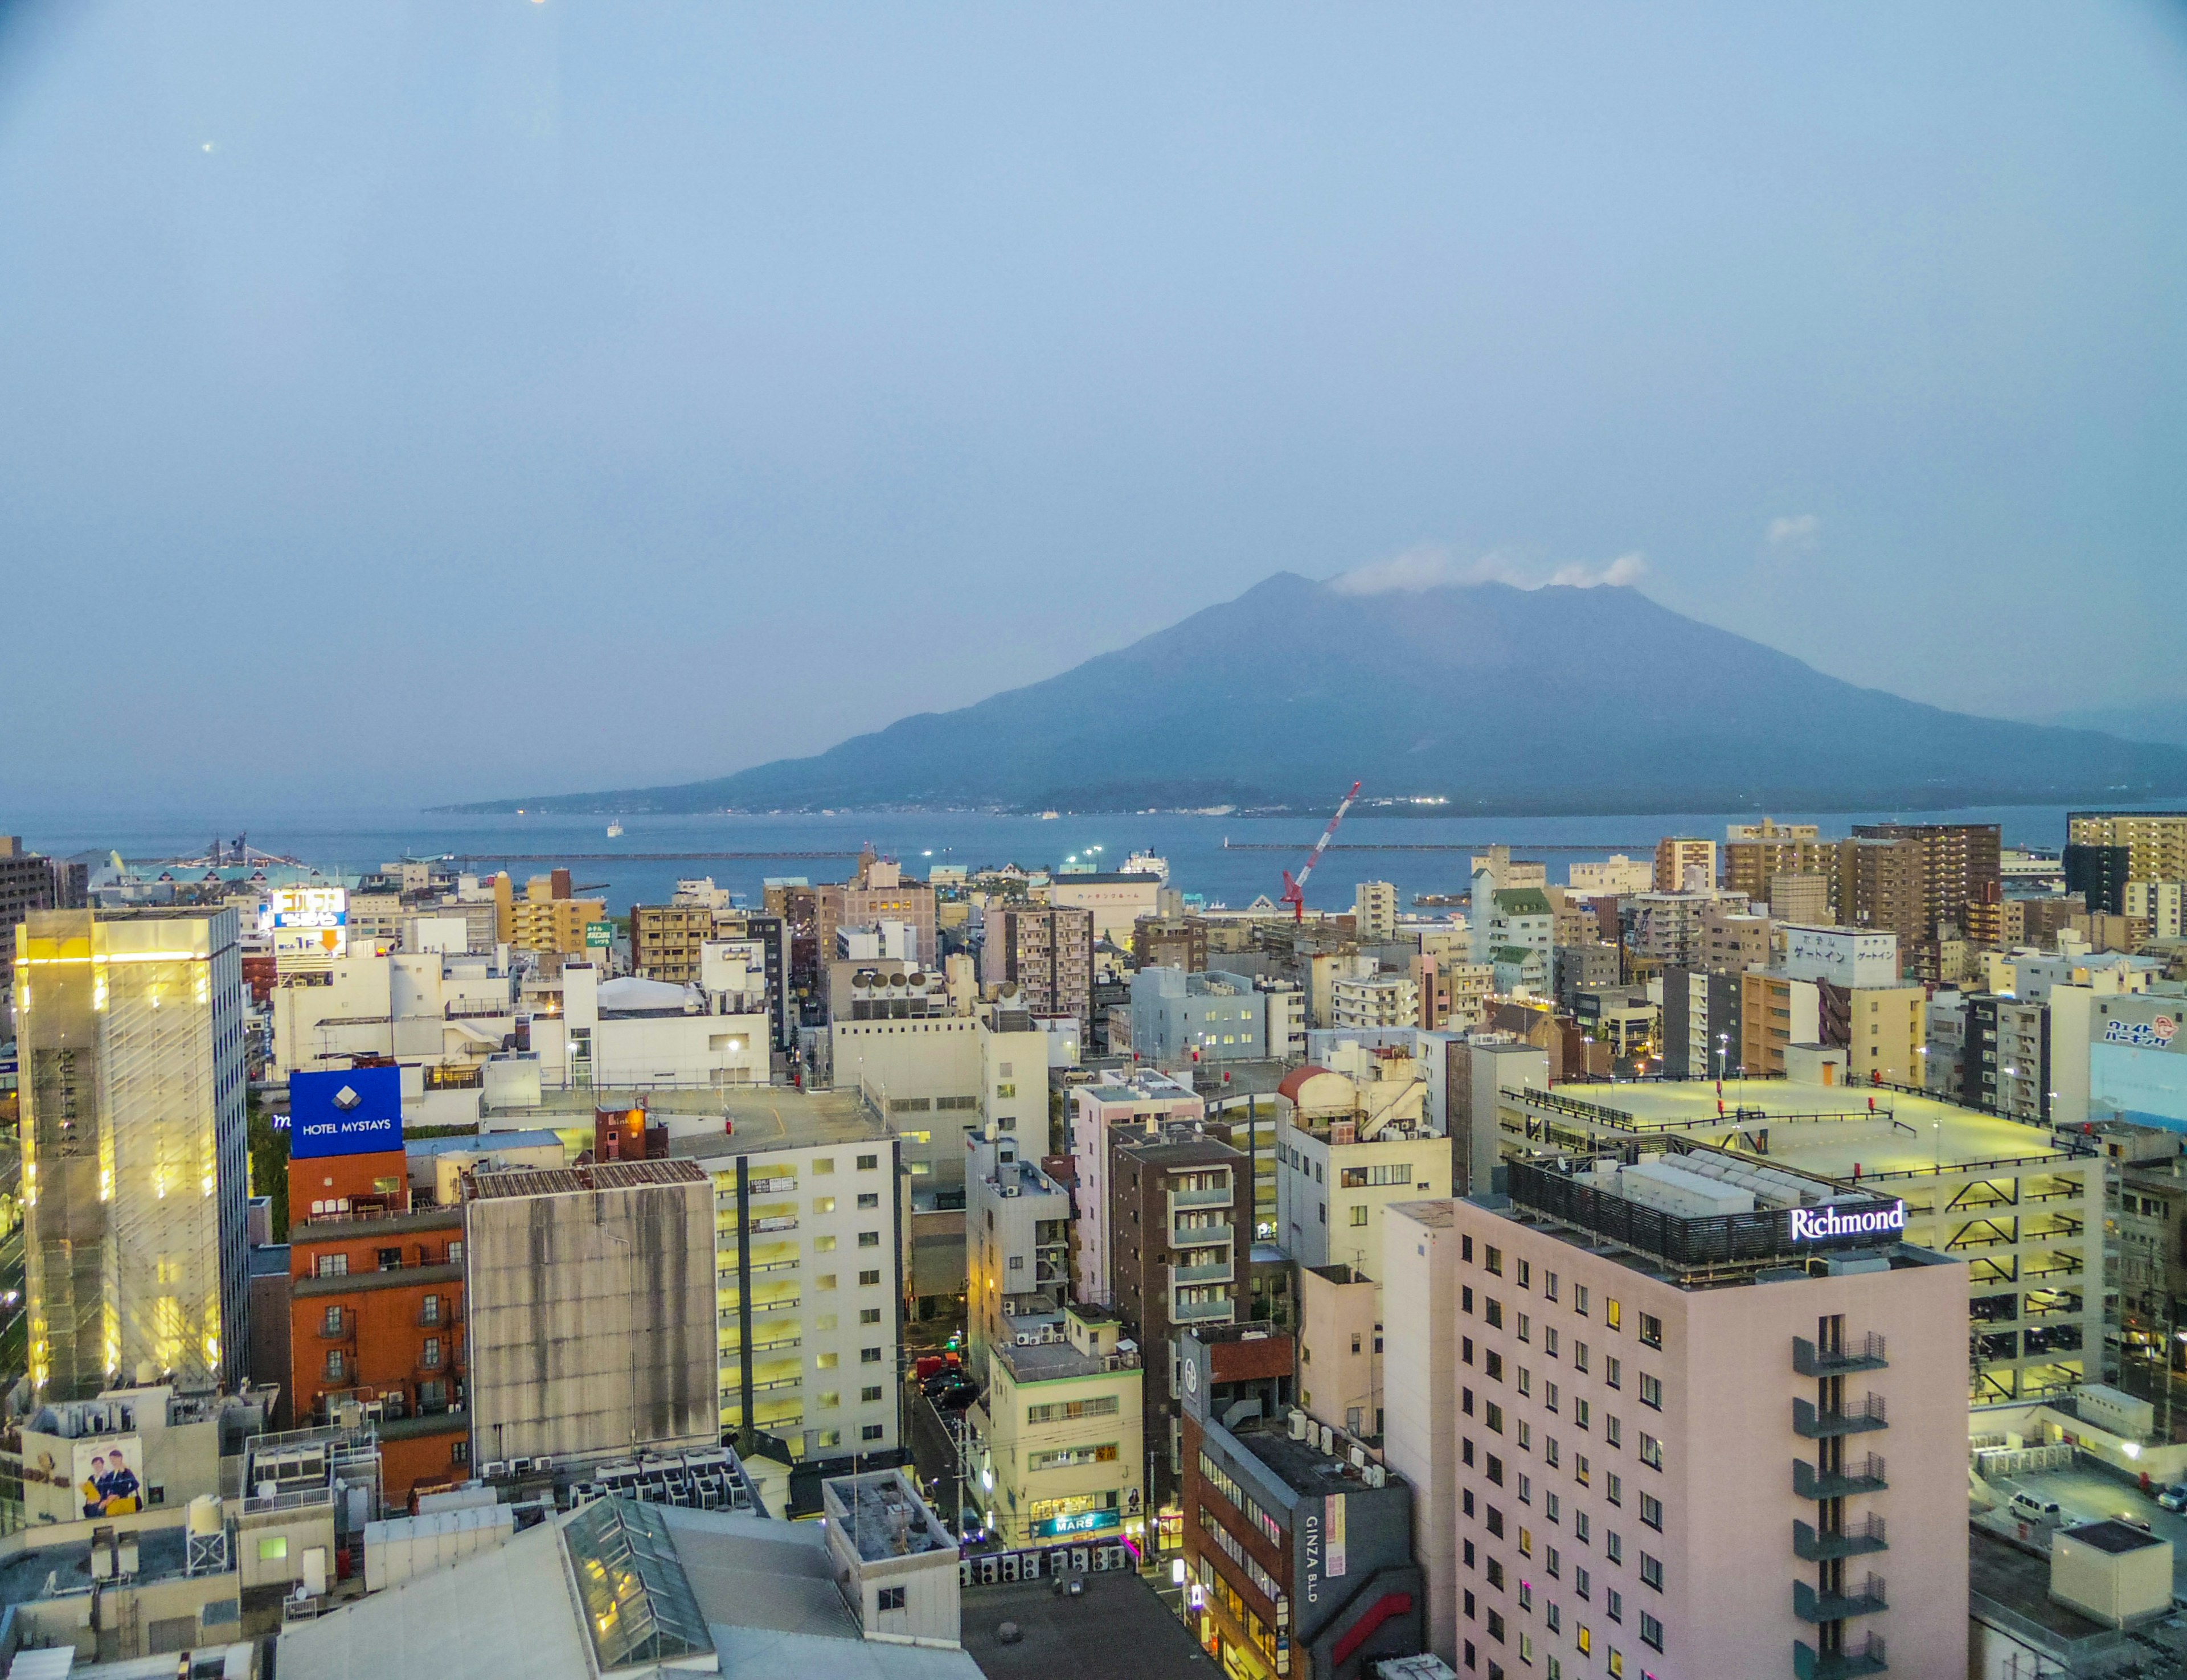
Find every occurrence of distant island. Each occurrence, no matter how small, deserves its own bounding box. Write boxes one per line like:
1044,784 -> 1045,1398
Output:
438,572 -> 2187,817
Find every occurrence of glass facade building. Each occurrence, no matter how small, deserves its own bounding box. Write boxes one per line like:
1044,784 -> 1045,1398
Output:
16,908 -> 249,1399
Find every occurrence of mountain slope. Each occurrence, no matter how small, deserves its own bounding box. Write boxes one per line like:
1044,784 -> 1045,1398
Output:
445,574 -> 2187,814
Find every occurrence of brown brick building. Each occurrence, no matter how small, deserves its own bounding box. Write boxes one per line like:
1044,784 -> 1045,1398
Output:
287,1147 -> 467,1500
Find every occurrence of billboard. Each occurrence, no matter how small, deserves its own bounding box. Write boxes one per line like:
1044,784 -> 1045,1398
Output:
289,1064 -> 404,1158
2091,1000 -> 2187,1132
74,1437 -> 145,1518
585,920 -> 613,949
271,886 -> 349,960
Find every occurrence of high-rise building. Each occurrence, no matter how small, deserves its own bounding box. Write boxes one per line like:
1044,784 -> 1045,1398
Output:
495,872 -> 608,957
2067,811 -> 2187,884
982,904 -> 1094,1030
1354,880 -> 1399,942
1768,871 -> 1832,926
1846,822 -> 2002,948
1651,837 -> 1717,893
817,855 -> 937,972
2062,844 -> 2133,917
17,907 -> 249,1398
0,835 -> 82,1009
1385,1160 -> 1968,1678
1722,819 -> 1826,906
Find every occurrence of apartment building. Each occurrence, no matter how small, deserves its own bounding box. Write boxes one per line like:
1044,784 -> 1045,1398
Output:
984,903 -> 1095,1030
17,906 -> 250,1398
1111,1128 -> 1247,1507
1845,822 -> 2002,964
495,872 -> 608,957
2068,811 -> 2187,884
1651,837 -> 1717,894
1963,994 -> 2052,1125
1331,972 -> 1422,1032
2125,879 -> 2186,941
966,1134 -> 1072,1375
1567,855 -> 1652,898
817,855 -> 938,971
1179,1323 -> 1426,1680
1354,881 -> 1400,942
1661,969 -> 1741,1081
1274,1056 -> 1449,1285
1740,972 -> 1820,1077
1132,966 -> 1272,1067
1699,902 -> 1770,976
1472,880 -> 1554,970
1068,1068 -> 1206,1306
1389,1157 -> 1968,1680
1722,821 -> 1826,907
969,1302 -> 1146,1550
1047,870 -> 1166,947
1768,872 -> 1832,926
0,834 -> 81,1006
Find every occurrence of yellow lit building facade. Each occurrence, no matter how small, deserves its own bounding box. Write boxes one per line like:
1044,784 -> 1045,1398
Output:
15,908 -> 249,1399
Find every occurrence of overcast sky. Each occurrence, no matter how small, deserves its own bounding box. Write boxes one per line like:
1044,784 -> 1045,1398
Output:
3,2 -> 2184,814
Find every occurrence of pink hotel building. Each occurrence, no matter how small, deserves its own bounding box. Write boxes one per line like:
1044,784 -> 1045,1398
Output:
1382,1143 -> 1968,1680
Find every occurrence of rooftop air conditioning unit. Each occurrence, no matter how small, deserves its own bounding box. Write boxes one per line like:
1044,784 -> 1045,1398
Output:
482,1461 -> 507,1478
1288,1410 -> 1309,1441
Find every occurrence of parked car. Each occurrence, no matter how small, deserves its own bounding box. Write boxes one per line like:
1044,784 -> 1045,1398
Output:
2157,1484 -> 2187,1513
2010,1491 -> 2062,1522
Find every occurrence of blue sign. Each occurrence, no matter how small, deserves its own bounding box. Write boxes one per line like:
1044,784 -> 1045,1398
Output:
289,1067 -> 404,1158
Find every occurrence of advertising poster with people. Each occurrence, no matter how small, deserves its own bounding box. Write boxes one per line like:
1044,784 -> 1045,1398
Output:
73,1437 -> 144,1517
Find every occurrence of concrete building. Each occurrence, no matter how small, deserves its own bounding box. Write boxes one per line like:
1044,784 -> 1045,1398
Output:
1698,902 -> 1770,976
1111,1127 -> 1248,1506
497,872 -> 607,957
1068,1068 -> 1206,1308
966,1134 -> 1073,1376
529,964 -> 770,1091
0,834 -> 81,1013
1740,970 -> 1821,1077
984,903 -> 1095,1030
1132,966 -> 1271,1068
1769,871 -> 1832,926
1661,968 -> 1742,1081
816,854 -> 938,973
1179,1323 -> 1426,1680
2049,985 -> 2187,1134
2125,878 -> 2186,941
463,1158 -> 719,1470
1490,1080 -> 2103,1403
270,948 -> 517,1122
1652,836 -> 1717,893
2064,842 -> 2133,916
2069,811 -> 2187,886
968,1302 -> 1146,1550
1296,1261 -> 1381,1441
1471,878 -> 1554,973
1354,881 -> 1399,942
279,1484 -> 984,1680
1779,925 -> 1903,990
16,907 -> 249,1398
1275,1053 -> 1449,1287
1567,855 -> 1652,897
285,1068 -> 468,1496
1381,1201 -> 1464,1663
1047,870 -> 1166,947
1846,821 -> 2003,962
1390,1149 -> 1968,1680
1330,972 -> 1421,1033
1722,819 -> 1826,907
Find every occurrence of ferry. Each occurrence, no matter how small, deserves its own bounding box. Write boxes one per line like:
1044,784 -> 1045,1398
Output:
607,820 -> 625,839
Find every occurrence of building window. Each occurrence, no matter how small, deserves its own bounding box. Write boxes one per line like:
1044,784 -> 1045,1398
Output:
1604,1298 -> 1622,1331
421,1294 -> 443,1326
878,1586 -> 907,1610
861,1307 -> 882,1324
421,1337 -> 443,1369
1639,1434 -> 1663,1470
259,1536 -> 289,1562
1638,1313 -> 1662,1349
814,1197 -> 837,1214
858,1231 -> 880,1248
862,1424 -> 886,1442
1640,1493 -> 1663,1531
1640,1612 -> 1664,1651
861,1347 -> 883,1364
818,1392 -> 841,1409
820,1428 -> 842,1448
858,1192 -> 879,1209
815,1158 -> 836,1175
815,1236 -> 838,1253
862,1385 -> 884,1403
817,1353 -> 840,1371
322,1306 -> 344,1337
857,1154 -> 879,1170
316,1254 -> 348,1279
1640,1552 -> 1662,1591
1485,1245 -> 1502,1276
859,1268 -> 882,1286
325,1350 -> 345,1381
1639,1372 -> 1662,1409
1349,1204 -> 1368,1228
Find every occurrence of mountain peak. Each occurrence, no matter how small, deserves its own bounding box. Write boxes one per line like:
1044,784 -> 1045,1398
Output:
439,571 -> 2187,815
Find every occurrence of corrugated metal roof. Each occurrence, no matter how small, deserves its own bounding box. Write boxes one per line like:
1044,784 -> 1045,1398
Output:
467,1158 -> 708,1200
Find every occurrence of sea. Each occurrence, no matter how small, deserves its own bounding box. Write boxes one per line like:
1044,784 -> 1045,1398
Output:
9,803 -> 2118,915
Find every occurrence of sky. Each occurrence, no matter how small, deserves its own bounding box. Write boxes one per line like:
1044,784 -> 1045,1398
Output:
3,1 -> 2185,814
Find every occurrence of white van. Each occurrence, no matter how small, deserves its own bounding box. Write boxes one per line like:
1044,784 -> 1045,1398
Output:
2010,1491 -> 2061,1522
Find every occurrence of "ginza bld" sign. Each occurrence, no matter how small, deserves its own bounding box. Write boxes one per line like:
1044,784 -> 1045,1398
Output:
1788,1202 -> 1907,1243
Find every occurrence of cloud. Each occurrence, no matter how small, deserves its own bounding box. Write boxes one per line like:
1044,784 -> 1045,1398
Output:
1765,513 -> 1821,551
1332,544 -> 1646,596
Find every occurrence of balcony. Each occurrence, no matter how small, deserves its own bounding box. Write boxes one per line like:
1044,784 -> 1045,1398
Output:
314,1310 -> 355,1341
1795,1456 -> 1887,1499
1794,1334 -> 1886,1376
1172,1294 -> 1236,1323
748,1297 -> 801,1316
751,1216 -> 799,1235
1171,1185 -> 1231,1209
1794,1633 -> 1886,1678
1172,1222 -> 1233,1249
1795,1575 -> 1887,1622
1795,1396 -> 1887,1438
1170,1259 -> 1235,1287
1794,1515 -> 1887,1561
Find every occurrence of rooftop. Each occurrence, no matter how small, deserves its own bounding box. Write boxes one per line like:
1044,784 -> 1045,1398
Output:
993,1339 -> 1138,1384
667,1086 -> 891,1158
1508,1077 -> 2083,1182
405,1129 -> 566,1158
2063,1519 -> 2165,1555
826,1470 -> 954,1564
0,1523 -> 194,1611
1227,1418 -> 1394,1501
959,1571 -> 1213,1680
466,1158 -> 708,1199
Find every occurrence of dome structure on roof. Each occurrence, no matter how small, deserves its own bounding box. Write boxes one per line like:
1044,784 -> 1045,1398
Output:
596,976 -> 699,1014
1276,1064 -> 1332,1105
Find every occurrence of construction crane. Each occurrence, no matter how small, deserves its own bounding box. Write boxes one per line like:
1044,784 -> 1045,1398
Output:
1280,780 -> 1362,921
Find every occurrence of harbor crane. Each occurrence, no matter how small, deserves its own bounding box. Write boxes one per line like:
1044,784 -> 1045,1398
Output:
1280,780 -> 1361,921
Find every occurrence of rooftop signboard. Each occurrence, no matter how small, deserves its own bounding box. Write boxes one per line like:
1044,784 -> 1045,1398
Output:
289,1065 -> 403,1158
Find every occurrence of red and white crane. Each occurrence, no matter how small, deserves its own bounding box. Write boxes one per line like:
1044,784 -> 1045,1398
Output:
1280,780 -> 1362,921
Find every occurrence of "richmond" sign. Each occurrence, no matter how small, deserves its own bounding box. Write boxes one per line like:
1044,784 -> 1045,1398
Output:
1788,1202 -> 1907,1243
